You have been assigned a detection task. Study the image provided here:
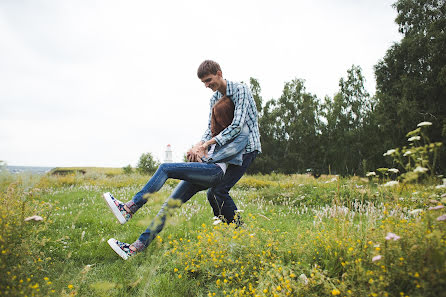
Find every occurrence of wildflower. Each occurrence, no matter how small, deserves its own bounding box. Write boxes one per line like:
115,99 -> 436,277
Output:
408,136 -> 421,141
385,232 -> 401,241
428,205 -> 444,210
388,168 -> 399,173
332,288 -> 341,295
383,149 -> 396,156
372,255 -> 382,262
414,166 -> 428,173
437,214 -> 446,221
366,172 -> 376,177
403,151 -> 412,156
299,273 -> 308,285
417,121 -> 432,127
383,181 -> 399,187
68,284 -> 73,289
24,215 -> 44,222
409,209 -> 423,215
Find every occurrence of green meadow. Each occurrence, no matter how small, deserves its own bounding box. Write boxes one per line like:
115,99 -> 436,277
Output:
0,169 -> 445,297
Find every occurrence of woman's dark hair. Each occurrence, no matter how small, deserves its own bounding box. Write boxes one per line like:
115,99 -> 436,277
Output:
211,96 -> 234,137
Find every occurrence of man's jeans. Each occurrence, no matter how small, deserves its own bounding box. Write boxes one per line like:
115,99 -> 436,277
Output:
207,151 -> 258,223
126,162 -> 223,249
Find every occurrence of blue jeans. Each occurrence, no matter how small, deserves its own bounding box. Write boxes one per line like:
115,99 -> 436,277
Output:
207,151 -> 258,223
126,162 -> 224,249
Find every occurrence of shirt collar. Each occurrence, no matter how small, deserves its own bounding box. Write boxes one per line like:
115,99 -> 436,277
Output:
216,80 -> 235,98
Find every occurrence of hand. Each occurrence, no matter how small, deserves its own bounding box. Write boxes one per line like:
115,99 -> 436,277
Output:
187,142 -> 207,162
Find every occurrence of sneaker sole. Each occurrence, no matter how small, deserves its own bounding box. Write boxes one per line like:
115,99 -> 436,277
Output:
103,192 -> 127,224
107,238 -> 129,260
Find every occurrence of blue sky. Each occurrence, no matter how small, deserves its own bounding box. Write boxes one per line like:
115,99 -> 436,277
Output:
0,0 -> 401,167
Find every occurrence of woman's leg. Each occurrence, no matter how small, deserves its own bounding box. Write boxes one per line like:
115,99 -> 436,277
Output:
132,180 -> 207,250
126,162 -> 224,214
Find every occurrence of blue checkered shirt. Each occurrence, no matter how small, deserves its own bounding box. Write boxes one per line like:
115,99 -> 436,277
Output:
201,80 -> 262,154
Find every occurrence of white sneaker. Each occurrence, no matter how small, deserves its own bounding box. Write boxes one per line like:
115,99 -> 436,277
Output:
107,238 -> 138,260
103,192 -> 132,224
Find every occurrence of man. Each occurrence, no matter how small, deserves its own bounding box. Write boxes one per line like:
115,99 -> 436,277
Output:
188,60 -> 261,224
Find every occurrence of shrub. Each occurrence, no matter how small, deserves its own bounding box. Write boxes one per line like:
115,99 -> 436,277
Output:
137,152 -> 159,175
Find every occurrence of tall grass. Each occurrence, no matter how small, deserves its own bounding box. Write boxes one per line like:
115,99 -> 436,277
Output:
0,170 -> 445,296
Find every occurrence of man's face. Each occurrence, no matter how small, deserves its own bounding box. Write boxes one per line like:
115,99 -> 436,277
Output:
200,71 -> 223,92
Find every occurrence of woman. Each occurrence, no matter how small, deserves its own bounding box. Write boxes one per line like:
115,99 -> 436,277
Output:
104,96 -> 248,260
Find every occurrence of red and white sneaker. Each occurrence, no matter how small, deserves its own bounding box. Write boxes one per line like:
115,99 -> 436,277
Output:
103,192 -> 132,224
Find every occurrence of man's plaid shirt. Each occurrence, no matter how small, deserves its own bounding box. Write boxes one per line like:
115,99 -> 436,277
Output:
201,80 -> 262,154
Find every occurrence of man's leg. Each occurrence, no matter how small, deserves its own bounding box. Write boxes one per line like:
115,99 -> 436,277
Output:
207,151 -> 258,223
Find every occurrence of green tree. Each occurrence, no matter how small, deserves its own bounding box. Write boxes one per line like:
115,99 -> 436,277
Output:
374,0 -> 446,171
122,164 -> 133,175
251,78 -> 322,174
321,65 -> 377,175
249,77 -> 263,114
137,153 -> 159,175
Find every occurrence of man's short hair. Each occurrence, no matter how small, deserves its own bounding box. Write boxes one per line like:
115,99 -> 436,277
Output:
197,60 -> 221,79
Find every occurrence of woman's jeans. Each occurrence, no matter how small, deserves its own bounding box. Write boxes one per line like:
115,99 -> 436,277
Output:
126,162 -> 224,250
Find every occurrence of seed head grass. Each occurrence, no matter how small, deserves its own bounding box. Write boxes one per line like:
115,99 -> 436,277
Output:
0,171 -> 445,296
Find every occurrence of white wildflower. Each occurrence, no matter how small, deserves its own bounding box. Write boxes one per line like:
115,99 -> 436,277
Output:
366,172 -> 376,177
383,149 -> 396,156
388,168 -> 399,174
403,151 -> 412,156
372,255 -> 382,262
417,121 -> 432,127
409,209 -> 423,215
428,205 -> 444,210
436,185 -> 446,189
24,215 -> 44,222
437,214 -> 446,221
325,177 -> 338,184
299,274 -> 309,285
414,166 -> 428,173
382,181 -> 399,187
385,232 -> 401,241
408,136 -> 421,141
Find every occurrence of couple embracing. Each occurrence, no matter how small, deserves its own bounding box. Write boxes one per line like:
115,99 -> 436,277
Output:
103,60 -> 261,260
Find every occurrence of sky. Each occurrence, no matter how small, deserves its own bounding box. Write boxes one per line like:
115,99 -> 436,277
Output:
0,0 -> 402,167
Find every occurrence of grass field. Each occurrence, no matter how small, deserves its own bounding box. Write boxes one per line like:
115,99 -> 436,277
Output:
0,169 -> 445,296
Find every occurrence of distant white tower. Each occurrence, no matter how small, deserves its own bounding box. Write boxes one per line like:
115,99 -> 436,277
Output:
164,144 -> 173,163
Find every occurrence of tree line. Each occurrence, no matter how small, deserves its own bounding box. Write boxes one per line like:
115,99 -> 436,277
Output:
248,0 -> 446,176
